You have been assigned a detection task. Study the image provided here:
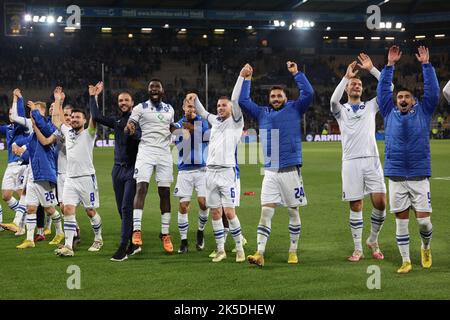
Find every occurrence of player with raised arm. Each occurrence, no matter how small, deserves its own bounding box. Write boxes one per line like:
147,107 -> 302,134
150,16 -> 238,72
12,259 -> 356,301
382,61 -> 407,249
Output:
124,79 -> 175,253
0,89 -> 29,233
52,86 -> 103,257
10,93 -> 64,249
330,54 -> 387,262
377,46 -> 439,273
90,82 -> 142,261
238,61 -> 314,267
187,75 -> 246,263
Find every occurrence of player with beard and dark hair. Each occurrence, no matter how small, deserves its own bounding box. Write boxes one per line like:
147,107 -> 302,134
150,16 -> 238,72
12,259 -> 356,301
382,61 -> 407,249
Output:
90,82 -> 142,261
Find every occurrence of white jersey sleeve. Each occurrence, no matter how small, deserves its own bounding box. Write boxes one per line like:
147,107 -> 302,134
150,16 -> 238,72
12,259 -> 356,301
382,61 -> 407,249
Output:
444,80 -> 450,103
129,103 -> 143,124
231,76 -> 244,122
330,77 -> 348,117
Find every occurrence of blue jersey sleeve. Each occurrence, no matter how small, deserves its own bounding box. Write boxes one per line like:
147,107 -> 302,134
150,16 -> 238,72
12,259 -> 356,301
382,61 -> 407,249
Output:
238,80 -> 262,120
377,65 -> 396,118
31,110 -> 56,137
420,63 -> 440,116
291,72 -> 314,115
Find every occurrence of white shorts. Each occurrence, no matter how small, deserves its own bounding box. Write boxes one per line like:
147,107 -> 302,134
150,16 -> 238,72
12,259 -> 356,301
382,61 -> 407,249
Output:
25,180 -> 57,207
261,167 -> 307,207
173,168 -> 206,202
342,157 -> 386,201
57,173 -> 66,203
63,175 -> 100,209
388,178 -> 432,213
205,167 -> 238,209
2,162 -> 27,191
133,151 -> 173,186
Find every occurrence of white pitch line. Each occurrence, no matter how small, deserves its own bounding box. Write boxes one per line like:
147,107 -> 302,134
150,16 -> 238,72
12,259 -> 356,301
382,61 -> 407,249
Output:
433,177 -> 450,181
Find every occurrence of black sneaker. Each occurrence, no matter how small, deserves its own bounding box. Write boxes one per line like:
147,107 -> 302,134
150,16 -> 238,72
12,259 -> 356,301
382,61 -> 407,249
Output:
126,242 -> 142,256
111,245 -> 128,262
196,230 -> 204,251
178,239 -> 188,254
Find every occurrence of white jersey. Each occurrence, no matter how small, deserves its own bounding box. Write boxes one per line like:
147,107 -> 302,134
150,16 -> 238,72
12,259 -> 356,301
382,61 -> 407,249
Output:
330,75 -> 380,161
444,80 -> 450,103
129,100 -> 174,154
194,76 -> 245,167
205,114 -> 243,167
60,124 -> 96,178
333,99 -> 380,160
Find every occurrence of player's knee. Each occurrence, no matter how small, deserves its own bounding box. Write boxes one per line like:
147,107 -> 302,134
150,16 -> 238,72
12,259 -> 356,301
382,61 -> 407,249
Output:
136,183 -> 148,197
211,208 -> 222,220
350,200 -> 363,212
2,191 -> 11,201
179,201 -> 190,213
27,205 -> 37,214
86,208 -> 96,218
198,197 -> 207,211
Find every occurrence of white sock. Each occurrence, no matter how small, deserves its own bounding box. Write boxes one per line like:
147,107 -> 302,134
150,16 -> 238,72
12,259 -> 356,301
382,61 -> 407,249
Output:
133,209 -> 143,231
51,210 -> 63,234
212,218 -> 225,252
178,212 -> 189,240
349,210 -> 363,251
26,214 -> 37,241
396,219 -> 410,263
7,197 -> 19,212
89,213 -> 102,241
161,212 -> 171,235
288,207 -> 301,253
417,217 -> 432,250
198,208 -> 209,231
257,207 -> 275,254
63,215 -> 77,249
16,195 -> 27,228
223,227 -> 229,243
368,208 -> 386,243
45,214 -> 52,230
228,216 -> 243,251
0,205 -> 3,225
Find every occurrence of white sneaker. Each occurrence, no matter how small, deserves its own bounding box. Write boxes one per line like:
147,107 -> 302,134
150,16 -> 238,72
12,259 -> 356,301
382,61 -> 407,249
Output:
212,251 -> 226,262
236,250 -> 245,262
56,246 -> 74,257
15,227 -> 26,236
88,240 -> 104,252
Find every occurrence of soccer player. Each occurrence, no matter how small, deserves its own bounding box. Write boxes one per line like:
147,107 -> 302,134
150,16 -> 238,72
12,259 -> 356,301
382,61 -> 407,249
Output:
90,82 -> 141,261
172,96 -> 209,253
51,86 -> 103,257
377,45 -> 439,273
444,80 -> 450,103
238,61 -> 314,267
330,54 -> 387,262
10,95 -> 64,249
187,76 -> 246,263
0,89 -> 29,233
125,79 -> 175,253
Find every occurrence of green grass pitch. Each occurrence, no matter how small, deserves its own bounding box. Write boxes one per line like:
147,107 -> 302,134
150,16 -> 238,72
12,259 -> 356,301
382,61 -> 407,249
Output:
1,140 -> 449,300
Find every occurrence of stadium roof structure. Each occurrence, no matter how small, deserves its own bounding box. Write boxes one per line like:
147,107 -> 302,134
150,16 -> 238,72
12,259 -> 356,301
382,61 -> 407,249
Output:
21,0 -> 450,15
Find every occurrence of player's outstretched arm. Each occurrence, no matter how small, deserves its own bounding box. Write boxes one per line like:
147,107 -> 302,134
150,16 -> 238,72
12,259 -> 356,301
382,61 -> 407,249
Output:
51,87 -> 64,130
417,46 -> 440,115
330,61 -> 358,114
11,89 -> 28,127
32,118 -> 56,146
89,81 -> 115,128
377,46 -> 400,117
238,64 -> 262,119
290,61 -> 314,115
189,93 -> 210,120
444,80 -> 450,103
231,74 -> 245,122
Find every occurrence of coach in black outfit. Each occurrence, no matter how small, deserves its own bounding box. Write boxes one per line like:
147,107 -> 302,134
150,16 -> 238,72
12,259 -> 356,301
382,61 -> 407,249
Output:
89,81 -> 141,261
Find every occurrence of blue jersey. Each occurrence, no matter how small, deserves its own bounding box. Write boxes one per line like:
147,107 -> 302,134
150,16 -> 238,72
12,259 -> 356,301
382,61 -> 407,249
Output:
174,115 -> 209,171
0,97 -> 30,163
